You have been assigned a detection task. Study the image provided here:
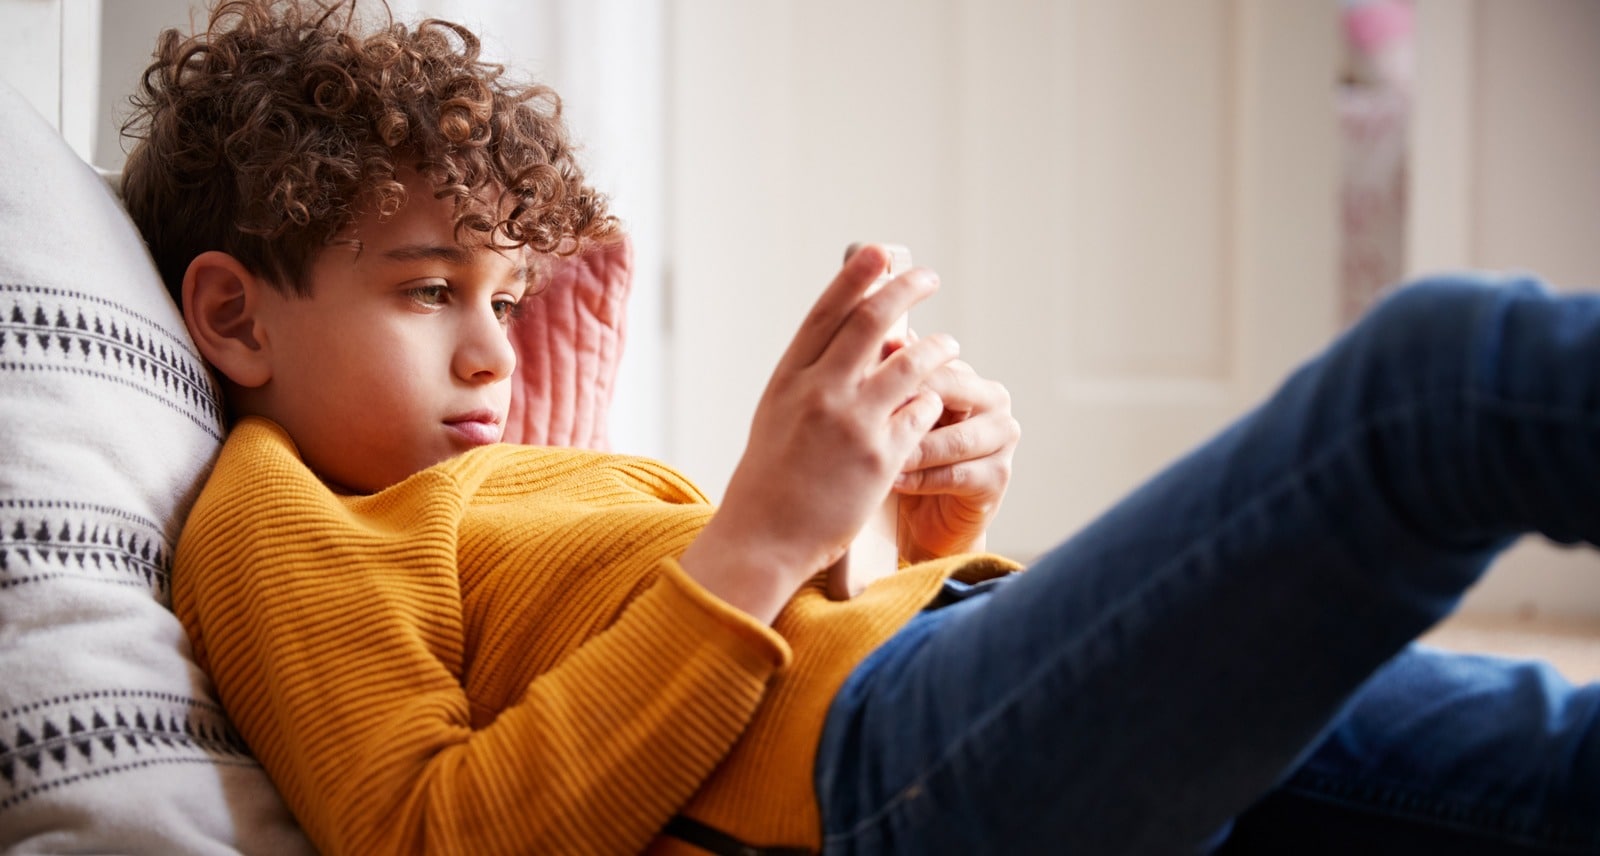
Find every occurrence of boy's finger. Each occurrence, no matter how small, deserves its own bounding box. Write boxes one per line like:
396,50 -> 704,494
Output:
862,332 -> 959,412
922,361 -> 1010,416
893,461 -> 1005,509
773,244 -> 893,373
813,268 -> 938,379
899,410 -> 1012,475
888,387 -> 947,454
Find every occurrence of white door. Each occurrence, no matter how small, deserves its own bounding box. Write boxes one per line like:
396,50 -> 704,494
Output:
667,0 -> 1339,561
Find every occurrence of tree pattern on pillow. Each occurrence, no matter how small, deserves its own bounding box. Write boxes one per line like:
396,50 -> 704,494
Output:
0,283 -> 224,438
0,499 -> 173,599
0,691 -> 257,811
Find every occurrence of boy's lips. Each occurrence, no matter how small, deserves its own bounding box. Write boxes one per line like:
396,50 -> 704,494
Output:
444,410 -> 503,446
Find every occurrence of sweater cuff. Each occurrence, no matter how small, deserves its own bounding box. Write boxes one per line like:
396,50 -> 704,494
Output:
654,557 -> 793,672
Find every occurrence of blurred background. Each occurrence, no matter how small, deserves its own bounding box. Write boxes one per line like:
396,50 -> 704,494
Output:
4,0 -> 1598,624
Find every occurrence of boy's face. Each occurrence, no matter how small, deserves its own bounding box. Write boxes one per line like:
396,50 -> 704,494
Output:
251,171 -> 531,493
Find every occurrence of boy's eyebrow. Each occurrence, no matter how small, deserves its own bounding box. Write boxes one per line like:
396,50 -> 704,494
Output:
382,243 -> 530,281
383,244 -> 471,264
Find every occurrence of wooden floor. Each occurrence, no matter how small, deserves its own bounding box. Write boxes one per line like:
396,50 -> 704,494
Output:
1423,613 -> 1600,683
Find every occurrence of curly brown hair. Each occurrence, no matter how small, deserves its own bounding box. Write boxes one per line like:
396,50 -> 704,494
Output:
120,0 -> 618,303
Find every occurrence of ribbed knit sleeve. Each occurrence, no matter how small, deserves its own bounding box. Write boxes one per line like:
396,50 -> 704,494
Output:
173,419 -> 790,855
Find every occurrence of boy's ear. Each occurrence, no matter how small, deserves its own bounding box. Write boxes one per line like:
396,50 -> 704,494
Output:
182,251 -> 273,389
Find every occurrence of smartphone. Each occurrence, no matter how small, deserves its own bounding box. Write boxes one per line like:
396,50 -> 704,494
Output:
826,242 -> 912,601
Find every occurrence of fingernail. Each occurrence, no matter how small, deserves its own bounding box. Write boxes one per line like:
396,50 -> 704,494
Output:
884,244 -> 913,273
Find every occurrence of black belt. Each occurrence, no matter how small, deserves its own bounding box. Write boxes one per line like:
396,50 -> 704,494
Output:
662,815 -> 816,856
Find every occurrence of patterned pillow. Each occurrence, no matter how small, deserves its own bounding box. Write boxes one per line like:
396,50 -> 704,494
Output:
0,82 -> 313,853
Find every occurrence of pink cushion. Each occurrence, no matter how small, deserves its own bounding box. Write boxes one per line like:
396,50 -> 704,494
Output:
503,237 -> 632,450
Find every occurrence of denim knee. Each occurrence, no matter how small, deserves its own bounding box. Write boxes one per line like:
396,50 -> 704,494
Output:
1333,271 -> 1600,547
1356,274 -> 1504,354
1332,273 -> 1522,403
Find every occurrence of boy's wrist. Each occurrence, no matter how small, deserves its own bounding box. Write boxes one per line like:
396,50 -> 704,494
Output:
678,514 -> 818,625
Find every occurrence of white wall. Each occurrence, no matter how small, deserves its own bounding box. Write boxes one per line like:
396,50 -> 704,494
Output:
0,0 -> 100,160
1411,0 -> 1600,282
94,0 -> 192,166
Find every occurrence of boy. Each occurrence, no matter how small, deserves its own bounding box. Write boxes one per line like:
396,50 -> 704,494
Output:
127,1 -> 1600,854
127,2 -> 1017,853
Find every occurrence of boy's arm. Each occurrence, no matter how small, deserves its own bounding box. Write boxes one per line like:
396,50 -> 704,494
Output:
176,428 -> 789,855
678,244 -> 1018,616
678,245 -> 958,622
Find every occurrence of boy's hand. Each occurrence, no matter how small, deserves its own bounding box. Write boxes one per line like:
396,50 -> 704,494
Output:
893,352 -> 1020,562
679,245 -> 956,624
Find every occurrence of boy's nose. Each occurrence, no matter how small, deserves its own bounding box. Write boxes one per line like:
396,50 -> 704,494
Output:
454,307 -> 518,383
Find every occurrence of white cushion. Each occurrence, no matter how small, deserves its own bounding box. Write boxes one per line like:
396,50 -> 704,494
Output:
0,82 -> 312,854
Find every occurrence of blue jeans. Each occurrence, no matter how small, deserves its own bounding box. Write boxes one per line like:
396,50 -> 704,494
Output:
814,275 -> 1600,855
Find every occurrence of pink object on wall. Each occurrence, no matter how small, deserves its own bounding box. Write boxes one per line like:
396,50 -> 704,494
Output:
1344,1 -> 1414,54
1339,0 -> 1414,323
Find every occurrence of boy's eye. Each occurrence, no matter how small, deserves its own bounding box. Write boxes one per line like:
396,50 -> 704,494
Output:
408,283 -> 450,308
493,298 -> 524,323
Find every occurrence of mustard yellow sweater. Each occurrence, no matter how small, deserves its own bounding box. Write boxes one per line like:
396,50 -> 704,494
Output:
174,418 -> 1017,854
